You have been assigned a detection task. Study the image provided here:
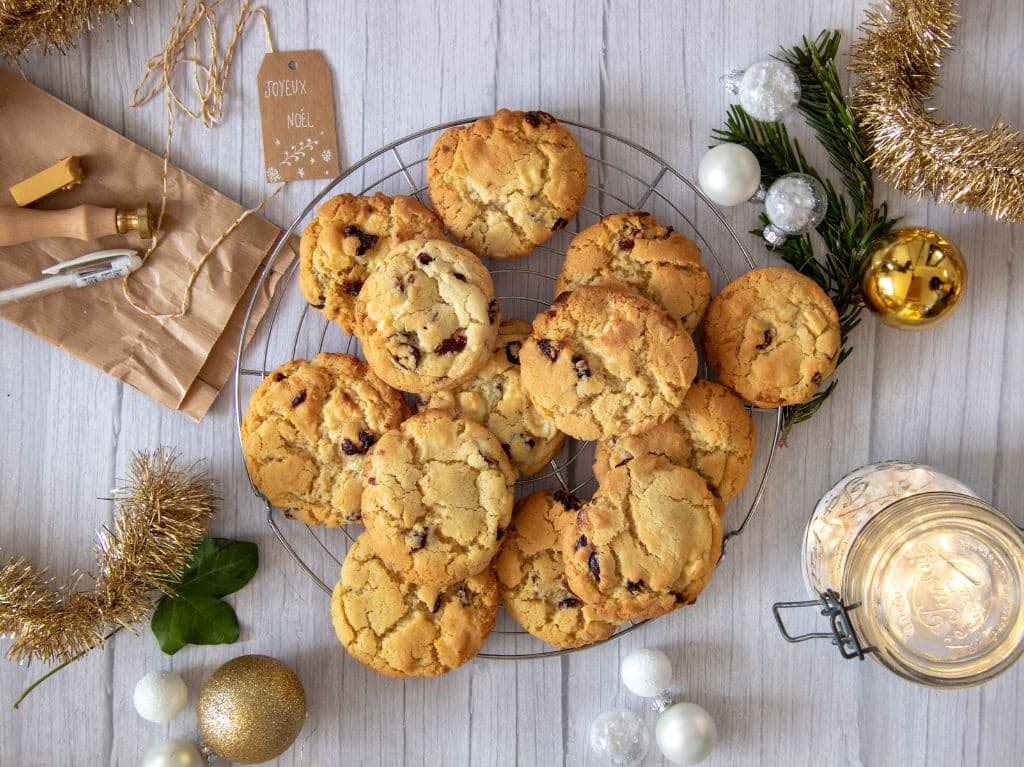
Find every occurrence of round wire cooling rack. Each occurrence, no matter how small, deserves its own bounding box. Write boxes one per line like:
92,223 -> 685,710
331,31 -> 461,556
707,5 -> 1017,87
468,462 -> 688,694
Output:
233,116 -> 785,661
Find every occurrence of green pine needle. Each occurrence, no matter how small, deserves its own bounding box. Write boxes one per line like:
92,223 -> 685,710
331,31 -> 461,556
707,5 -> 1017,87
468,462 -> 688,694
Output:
712,30 -> 899,433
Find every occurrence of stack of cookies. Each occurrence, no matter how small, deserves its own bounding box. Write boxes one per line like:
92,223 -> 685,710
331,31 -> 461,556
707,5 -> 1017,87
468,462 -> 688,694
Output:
240,107 -> 843,676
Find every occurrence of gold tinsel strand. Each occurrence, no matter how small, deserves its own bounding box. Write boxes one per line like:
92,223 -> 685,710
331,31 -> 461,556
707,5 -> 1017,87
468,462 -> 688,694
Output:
0,0 -> 131,60
0,450 -> 216,665
852,0 -> 1024,223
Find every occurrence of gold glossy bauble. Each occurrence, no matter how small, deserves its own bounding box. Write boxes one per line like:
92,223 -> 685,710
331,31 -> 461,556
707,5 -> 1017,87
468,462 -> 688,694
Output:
861,227 -> 966,329
197,655 -> 307,765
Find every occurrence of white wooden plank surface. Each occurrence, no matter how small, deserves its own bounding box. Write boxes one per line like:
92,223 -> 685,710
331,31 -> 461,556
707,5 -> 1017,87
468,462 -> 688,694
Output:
1,1 -> 1022,765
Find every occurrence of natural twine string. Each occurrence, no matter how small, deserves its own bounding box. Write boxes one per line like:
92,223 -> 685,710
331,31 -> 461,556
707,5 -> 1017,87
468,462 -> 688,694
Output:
125,0 -> 283,319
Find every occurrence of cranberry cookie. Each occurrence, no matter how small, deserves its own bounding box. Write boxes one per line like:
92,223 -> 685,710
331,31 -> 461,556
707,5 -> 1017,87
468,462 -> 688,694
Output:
703,267 -> 841,407
355,239 -> 500,394
561,454 -> 723,622
594,380 -> 756,503
519,285 -> 698,441
496,491 -> 618,648
426,109 -> 588,259
361,412 -> 516,587
241,353 -> 409,526
331,533 -> 499,677
556,211 -> 711,332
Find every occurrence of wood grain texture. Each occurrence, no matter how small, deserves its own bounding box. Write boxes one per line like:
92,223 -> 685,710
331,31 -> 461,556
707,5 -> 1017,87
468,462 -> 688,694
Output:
1,1 -> 1022,765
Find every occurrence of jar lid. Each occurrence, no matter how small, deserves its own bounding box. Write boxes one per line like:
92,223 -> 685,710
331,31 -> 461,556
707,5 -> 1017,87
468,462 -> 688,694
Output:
844,492 -> 1024,688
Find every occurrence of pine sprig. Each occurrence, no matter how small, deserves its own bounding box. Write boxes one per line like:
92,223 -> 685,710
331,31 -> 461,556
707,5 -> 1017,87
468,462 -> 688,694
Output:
712,31 -> 899,432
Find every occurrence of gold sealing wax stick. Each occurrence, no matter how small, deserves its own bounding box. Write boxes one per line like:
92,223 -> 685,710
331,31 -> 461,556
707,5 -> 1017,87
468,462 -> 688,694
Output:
9,157 -> 85,207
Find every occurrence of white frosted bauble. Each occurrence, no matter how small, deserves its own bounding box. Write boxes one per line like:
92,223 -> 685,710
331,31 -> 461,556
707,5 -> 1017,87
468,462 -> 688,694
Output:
655,702 -> 717,765
141,739 -> 204,767
620,647 -> 673,697
133,671 -> 188,723
589,709 -> 650,767
698,144 -> 761,206
739,60 -> 801,121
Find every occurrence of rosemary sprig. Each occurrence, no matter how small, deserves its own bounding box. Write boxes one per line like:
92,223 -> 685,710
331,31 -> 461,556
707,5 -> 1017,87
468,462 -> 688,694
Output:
711,30 -> 899,432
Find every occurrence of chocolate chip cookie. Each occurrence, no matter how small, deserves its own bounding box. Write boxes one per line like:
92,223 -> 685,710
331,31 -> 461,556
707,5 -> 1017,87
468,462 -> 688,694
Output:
556,211 -> 712,332
331,533 -> 499,677
361,411 -> 516,587
355,239 -> 500,394
299,193 -> 445,333
703,267 -> 841,407
419,320 -> 565,477
426,109 -> 588,259
561,454 -> 723,622
519,285 -> 698,441
241,353 -> 410,526
594,380 -> 756,503
496,491 -> 618,648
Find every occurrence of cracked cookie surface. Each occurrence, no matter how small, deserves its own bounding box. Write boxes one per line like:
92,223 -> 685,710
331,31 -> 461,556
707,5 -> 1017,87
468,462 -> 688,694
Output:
426,108 -> 588,259
241,353 -> 410,527
355,239 -> 500,394
299,193 -> 445,333
496,491 -> 618,648
419,319 -> 565,477
594,380 -> 756,503
561,454 -> 723,622
331,533 -> 498,677
556,211 -> 712,332
361,411 -> 516,587
703,267 -> 841,407
519,285 -> 698,441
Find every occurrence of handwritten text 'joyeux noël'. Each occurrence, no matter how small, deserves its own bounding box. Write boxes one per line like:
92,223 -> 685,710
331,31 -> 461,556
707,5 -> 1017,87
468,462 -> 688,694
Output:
264,78 -> 316,129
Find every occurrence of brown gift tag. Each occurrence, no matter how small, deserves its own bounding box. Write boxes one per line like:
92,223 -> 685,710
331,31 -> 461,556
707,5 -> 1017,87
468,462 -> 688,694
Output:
258,51 -> 341,183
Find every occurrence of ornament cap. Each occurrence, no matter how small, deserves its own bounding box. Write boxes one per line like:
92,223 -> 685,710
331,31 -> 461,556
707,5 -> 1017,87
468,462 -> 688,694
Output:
763,224 -> 787,247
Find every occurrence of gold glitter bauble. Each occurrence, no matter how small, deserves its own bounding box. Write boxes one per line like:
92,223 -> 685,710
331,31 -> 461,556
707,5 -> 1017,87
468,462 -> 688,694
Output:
862,227 -> 966,329
198,655 -> 307,765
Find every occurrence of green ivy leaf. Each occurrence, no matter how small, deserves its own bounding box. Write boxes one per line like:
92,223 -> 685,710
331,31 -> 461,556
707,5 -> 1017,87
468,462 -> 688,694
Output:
151,538 -> 258,655
174,538 -> 259,597
151,592 -> 240,655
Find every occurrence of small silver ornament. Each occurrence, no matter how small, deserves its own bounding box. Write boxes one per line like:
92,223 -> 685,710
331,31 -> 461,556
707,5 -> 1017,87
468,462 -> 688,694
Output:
655,702 -> 717,765
589,708 -> 650,767
763,172 -> 827,246
724,59 -> 801,122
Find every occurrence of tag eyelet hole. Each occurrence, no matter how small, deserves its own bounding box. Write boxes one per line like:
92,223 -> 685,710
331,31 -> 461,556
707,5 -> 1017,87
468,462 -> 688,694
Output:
288,60 -> 298,70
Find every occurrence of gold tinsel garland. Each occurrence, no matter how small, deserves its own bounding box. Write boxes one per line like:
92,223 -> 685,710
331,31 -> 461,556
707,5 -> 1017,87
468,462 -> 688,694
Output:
0,0 -> 132,59
0,450 -> 215,665
852,0 -> 1024,223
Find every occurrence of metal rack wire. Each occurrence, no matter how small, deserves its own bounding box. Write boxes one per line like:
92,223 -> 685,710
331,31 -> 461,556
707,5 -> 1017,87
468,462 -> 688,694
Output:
233,117 -> 784,660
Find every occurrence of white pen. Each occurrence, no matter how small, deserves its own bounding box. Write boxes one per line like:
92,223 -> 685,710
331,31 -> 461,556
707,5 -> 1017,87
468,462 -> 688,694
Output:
0,249 -> 142,307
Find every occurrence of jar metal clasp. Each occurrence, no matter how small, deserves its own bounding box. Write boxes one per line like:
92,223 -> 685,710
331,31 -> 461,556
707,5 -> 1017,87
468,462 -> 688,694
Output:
772,590 -> 874,660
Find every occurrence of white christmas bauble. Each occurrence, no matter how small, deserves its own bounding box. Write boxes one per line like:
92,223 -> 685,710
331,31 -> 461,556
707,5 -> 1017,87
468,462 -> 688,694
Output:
141,739 -> 204,767
698,144 -> 761,206
739,60 -> 801,121
620,647 -> 673,697
133,671 -> 189,723
589,709 -> 650,767
655,702 -> 717,765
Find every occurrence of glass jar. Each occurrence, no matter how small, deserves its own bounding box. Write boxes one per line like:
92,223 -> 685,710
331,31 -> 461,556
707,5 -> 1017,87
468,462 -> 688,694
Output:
775,461 -> 1024,688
